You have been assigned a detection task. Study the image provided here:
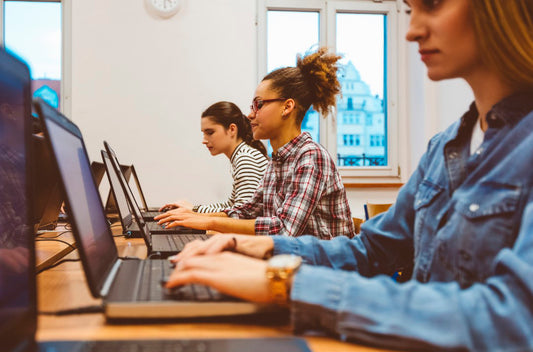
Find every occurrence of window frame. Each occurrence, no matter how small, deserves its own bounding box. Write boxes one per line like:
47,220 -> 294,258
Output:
0,0 -> 71,116
257,0 -> 404,182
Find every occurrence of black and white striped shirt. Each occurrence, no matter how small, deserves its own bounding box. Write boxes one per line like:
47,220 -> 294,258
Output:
195,142 -> 268,213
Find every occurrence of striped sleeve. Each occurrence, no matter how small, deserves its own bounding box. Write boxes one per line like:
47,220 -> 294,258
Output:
195,144 -> 268,213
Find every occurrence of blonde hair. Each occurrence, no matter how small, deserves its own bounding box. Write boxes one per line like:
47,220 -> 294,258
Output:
471,0 -> 533,89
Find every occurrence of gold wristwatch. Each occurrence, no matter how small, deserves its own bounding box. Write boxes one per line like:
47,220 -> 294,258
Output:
266,254 -> 302,306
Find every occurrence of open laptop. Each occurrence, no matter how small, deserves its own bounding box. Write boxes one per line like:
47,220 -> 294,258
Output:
130,164 -> 161,212
102,143 -> 206,236
91,160 -> 134,217
34,98 -> 276,320
0,49 -> 310,352
102,149 -> 208,256
31,132 -> 63,232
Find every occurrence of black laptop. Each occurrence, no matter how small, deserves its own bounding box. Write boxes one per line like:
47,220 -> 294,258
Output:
0,48 -> 310,352
31,133 -> 63,232
102,149 -> 208,255
34,97 -> 278,320
102,142 -> 206,236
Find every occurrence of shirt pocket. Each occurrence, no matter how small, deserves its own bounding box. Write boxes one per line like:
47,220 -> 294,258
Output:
413,180 -> 445,242
454,183 -> 520,245
451,183 -> 521,283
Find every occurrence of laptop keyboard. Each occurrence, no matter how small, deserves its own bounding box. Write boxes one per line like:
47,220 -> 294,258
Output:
136,259 -> 226,302
72,339 -> 212,352
165,234 -> 209,252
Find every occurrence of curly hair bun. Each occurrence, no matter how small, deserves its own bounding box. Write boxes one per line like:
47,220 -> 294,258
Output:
297,47 -> 342,115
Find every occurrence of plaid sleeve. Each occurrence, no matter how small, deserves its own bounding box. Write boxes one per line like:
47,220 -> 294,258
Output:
255,150 -> 327,236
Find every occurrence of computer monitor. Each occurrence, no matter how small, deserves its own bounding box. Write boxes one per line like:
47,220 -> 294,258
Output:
0,48 -> 37,351
31,132 -> 63,231
91,160 -> 133,215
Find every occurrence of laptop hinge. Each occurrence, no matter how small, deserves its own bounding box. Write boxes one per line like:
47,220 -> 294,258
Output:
100,259 -> 122,297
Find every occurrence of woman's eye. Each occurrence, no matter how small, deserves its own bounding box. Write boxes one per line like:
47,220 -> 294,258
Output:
422,0 -> 441,9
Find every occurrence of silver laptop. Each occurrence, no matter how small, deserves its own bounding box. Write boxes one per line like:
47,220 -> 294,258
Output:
34,98 -> 273,320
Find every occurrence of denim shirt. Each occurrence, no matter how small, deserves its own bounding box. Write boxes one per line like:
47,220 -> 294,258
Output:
273,91 -> 533,351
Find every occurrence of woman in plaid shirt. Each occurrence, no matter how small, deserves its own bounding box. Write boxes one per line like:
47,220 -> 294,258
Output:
156,48 -> 355,239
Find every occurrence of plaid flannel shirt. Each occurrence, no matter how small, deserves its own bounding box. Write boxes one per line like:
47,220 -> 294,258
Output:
225,132 -> 355,239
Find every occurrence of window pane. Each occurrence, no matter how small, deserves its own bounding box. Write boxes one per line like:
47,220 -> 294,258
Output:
266,10 -> 320,153
4,1 -> 62,109
336,13 -> 387,167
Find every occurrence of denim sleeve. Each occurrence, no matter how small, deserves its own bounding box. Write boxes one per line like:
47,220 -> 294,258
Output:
286,165 -> 533,350
271,148 -> 424,276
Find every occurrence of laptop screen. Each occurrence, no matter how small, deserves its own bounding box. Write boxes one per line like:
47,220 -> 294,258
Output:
32,133 -> 63,231
35,99 -> 118,298
0,49 -> 36,352
102,149 -> 151,244
101,151 -> 137,229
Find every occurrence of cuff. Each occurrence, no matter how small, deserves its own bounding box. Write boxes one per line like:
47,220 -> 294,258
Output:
290,264 -> 345,334
224,209 -> 240,219
272,236 -> 299,255
254,216 -> 278,236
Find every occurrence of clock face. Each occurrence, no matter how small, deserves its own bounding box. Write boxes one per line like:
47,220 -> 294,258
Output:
146,0 -> 181,18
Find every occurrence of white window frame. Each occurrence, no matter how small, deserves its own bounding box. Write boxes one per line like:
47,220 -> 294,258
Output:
0,0 -> 72,116
257,0 -> 406,182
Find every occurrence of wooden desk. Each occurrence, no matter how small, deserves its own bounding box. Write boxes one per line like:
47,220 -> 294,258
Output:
35,226 -> 76,272
36,236 -> 391,352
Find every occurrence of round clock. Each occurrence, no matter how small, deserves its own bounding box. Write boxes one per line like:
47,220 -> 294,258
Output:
145,0 -> 182,19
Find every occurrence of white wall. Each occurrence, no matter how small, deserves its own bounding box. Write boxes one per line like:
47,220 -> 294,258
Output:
69,0 -> 474,214
71,0 -> 257,207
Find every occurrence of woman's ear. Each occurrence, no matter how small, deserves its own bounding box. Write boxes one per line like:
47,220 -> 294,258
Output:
228,123 -> 238,137
282,99 -> 296,117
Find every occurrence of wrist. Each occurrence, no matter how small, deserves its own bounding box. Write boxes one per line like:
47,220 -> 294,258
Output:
266,254 -> 302,306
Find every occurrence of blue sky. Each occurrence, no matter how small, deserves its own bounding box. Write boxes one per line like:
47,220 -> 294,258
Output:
4,1 -> 61,79
268,11 -> 384,98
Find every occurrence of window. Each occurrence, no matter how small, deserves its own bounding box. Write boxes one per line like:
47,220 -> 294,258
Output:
1,0 -> 69,112
258,0 -> 401,179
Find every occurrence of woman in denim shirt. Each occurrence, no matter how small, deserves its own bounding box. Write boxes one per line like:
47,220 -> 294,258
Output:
165,0 -> 533,350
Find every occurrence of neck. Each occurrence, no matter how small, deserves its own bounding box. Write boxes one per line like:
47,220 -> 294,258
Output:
225,138 -> 243,159
466,70 -> 516,131
270,126 -> 301,154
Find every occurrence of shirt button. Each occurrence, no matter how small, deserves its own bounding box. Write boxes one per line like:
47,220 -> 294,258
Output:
475,148 -> 483,155
469,203 -> 480,212
449,152 -> 458,159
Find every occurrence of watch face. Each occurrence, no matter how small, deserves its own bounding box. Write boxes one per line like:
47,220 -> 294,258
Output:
269,254 -> 302,269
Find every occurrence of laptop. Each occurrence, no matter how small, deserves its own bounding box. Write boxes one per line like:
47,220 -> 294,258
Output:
130,164 -> 162,212
91,160 -> 135,217
31,132 -> 63,232
34,98 -> 277,320
102,149 -> 208,256
102,143 -> 205,236
0,48 -> 310,352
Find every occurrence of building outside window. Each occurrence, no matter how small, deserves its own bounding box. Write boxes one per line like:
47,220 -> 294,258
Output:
259,0 -> 401,177
2,0 -> 62,109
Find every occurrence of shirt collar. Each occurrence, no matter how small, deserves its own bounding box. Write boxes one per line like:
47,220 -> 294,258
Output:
454,89 -> 533,142
271,132 -> 311,162
230,141 -> 247,164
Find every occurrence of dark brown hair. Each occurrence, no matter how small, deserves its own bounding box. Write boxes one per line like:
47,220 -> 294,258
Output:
201,101 -> 268,156
262,47 -> 342,124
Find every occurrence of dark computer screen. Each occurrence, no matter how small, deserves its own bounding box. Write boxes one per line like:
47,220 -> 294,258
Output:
35,99 -> 118,298
0,49 -> 36,351
101,151 -> 135,227
32,133 -> 63,231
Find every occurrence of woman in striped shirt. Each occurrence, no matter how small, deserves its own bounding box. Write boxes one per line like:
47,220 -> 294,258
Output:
160,101 -> 268,213
156,48 -> 355,239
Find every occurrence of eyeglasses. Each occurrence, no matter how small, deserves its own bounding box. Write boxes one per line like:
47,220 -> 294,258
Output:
250,98 -> 287,113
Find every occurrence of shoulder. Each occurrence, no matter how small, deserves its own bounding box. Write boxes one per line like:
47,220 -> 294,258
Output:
295,138 -> 334,164
233,144 -> 269,168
